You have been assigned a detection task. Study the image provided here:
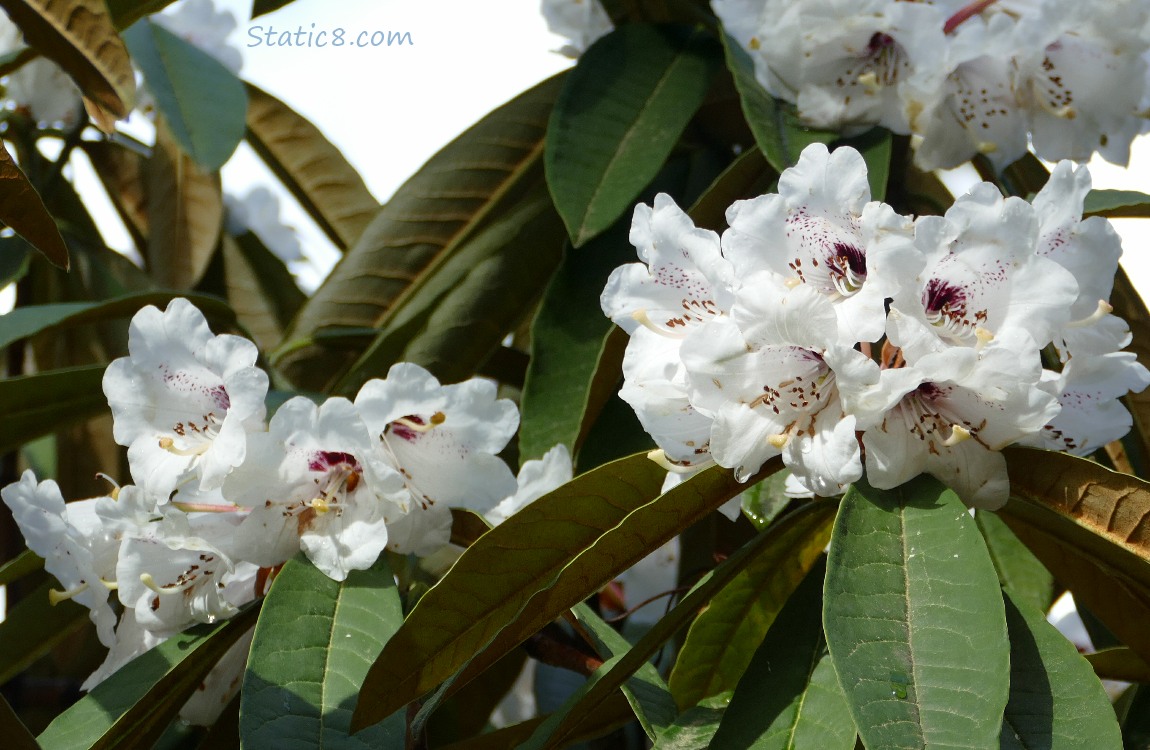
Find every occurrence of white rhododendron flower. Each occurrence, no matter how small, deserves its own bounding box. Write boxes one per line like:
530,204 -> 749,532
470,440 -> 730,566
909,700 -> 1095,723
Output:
153,0 -> 243,73
103,298 -> 268,501
487,444 -> 574,526
225,186 -> 306,265
605,142 -> 1147,508
541,0 -> 613,57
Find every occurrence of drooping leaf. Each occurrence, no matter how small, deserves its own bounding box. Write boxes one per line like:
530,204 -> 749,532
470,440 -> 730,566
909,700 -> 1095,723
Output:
145,119 -> 224,288
842,126 -> 893,202
1001,447 -> 1150,663
37,604 -> 259,749
221,232 -> 304,352
0,693 -> 37,750
240,556 -> 405,749
244,83 -> 378,251
1000,592 -> 1122,749
123,18 -> 246,170
1109,266 -> 1150,472
976,510 -> 1054,616
1085,647 -> 1150,683
331,191 -> 565,394
352,456 -> 784,731
0,0 -> 135,117
250,0 -> 294,18
737,470 -> 792,531
274,74 -> 565,391
570,602 -> 678,740
1118,684 -> 1150,748
686,145 -> 776,232
432,693 -> 637,750
651,694 -> 730,750
422,648 -> 528,748
1083,189 -> 1150,218
0,139 -> 70,269
669,509 -> 834,709
718,32 -> 836,173
81,139 -> 149,250
823,475 -> 1010,750
0,549 -> 42,587
0,291 -> 235,350
712,557 -> 855,750
545,24 -> 721,246
519,499 -> 838,750
104,0 -> 176,29
0,578 -> 89,685
0,365 -> 107,453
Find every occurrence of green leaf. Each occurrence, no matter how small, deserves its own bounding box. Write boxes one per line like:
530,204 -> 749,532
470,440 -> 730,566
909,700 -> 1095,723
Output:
976,510 -> 1053,616
571,603 -> 677,740
1083,189 -> 1150,218
352,455 -> 783,731
0,579 -> 89,685
240,556 -> 404,749
669,504 -> 832,708
545,24 -> 721,246
713,557 -> 855,750
221,233 -> 305,352
244,83 -> 378,251
1085,647 -> 1150,683
105,0 -> 178,29
1000,592 -> 1122,749
823,475 -> 1010,750
1001,447 -> 1150,663
0,549 -> 42,586
0,365 -> 107,453
0,292 -> 235,350
274,74 -> 565,392
520,499 -> 838,750
0,692 -> 37,750
37,605 -> 259,749
251,0 -> 295,18
1118,684 -> 1150,748
718,33 -> 836,173
686,146 -> 777,232
652,694 -> 730,750
0,140 -> 70,269
0,235 -> 32,288
123,19 -> 246,170
842,127 -> 893,202
738,470 -> 792,531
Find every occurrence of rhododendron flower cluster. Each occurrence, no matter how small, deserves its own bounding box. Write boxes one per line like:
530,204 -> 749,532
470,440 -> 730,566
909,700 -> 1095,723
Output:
603,143 -> 1150,509
712,0 -> 1150,169
1,298 -> 566,721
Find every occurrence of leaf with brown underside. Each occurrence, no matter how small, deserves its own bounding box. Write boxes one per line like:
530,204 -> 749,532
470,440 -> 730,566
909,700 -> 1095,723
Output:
1109,266 -> 1150,472
221,232 -> 305,352
274,73 -> 566,391
245,83 -> 378,252
1001,447 -> 1150,663
0,0 -> 135,118
146,118 -> 223,288
81,140 -> 149,250
0,140 -> 69,269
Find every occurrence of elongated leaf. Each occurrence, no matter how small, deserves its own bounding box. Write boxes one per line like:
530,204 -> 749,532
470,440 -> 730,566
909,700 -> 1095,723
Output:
38,605 -> 259,749
1001,447 -> 1150,663
240,557 -> 404,749
0,579 -> 88,685
1000,593 -> 1122,749
713,557 -> 855,750
81,140 -> 149,249
433,694 -> 637,750
105,0 -> 176,29
571,602 -> 677,740
145,120 -> 224,288
123,18 -> 246,169
718,33 -> 836,173
251,0 -> 294,18
521,499 -> 838,750
334,192 -> 565,394
0,694 -> 37,750
221,233 -> 304,352
686,146 -> 776,232
1109,266 -> 1150,471
0,0 -> 135,117
275,74 -> 565,391
1085,647 -> 1150,683
0,139 -> 70,269
245,83 -> 377,251
976,510 -> 1054,616
0,292 -> 235,349
843,127 -> 893,202
669,511 -> 833,708
652,694 -> 729,750
546,24 -> 720,245
0,365 -> 106,453
1083,189 -> 1150,218
352,456 -> 782,731
823,475 -> 1010,750
0,549 -> 42,586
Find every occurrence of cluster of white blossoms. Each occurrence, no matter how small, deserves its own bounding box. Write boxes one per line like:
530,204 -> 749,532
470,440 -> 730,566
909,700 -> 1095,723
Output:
714,0 -> 1150,170
603,142 -> 1150,509
1,298 -> 570,720
540,0 -> 613,57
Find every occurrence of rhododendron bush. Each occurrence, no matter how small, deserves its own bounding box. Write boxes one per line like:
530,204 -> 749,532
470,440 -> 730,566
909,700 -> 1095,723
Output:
3,0 -> 1150,748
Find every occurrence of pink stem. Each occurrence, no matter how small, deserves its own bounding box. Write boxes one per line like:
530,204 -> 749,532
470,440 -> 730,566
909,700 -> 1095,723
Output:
943,0 -> 999,34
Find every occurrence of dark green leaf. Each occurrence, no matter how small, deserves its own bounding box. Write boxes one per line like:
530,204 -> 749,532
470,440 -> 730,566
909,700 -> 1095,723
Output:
686,145 -> 776,232
713,557 -> 854,750
1118,684 -> 1150,748
0,692 -> 37,750
0,365 -> 107,453
0,549 -> 43,587
251,0 -> 294,19
823,475 -> 1009,750
841,127 -> 893,202
718,33 -> 836,173
1083,189 -> 1150,218
546,24 -> 721,245
737,471 -> 791,531
0,234 -> 32,287
37,605 -> 259,749
105,0 -> 177,29
652,693 -> 730,750
221,232 -> 305,352
240,556 -> 404,749
1084,647 -> 1150,683
1000,592 -> 1122,749
976,510 -> 1053,616
123,19 -> 246,170
0,579 -> 89,685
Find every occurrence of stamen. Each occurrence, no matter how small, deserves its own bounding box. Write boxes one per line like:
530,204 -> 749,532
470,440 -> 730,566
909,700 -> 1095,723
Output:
631,309 -> 688,339
943,0 -> 999,34
647,449 -> 711,474
391,414 -> 445,434
95,473 -> 121,500
48,581 -> 89,605
857,71 -> 881,92
767,434 -> 789,449
783,277 -> 803,289
140,572 -> 184,595
975,327 -> 994,349
977,141 -> 998,155
1067,300 -> 1112,328
943,425 -> 973,447
170,501 -> 245,514
158,437 -> 212,457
